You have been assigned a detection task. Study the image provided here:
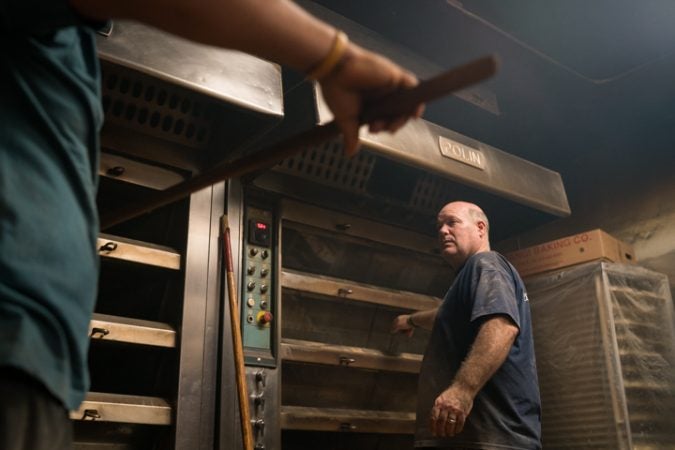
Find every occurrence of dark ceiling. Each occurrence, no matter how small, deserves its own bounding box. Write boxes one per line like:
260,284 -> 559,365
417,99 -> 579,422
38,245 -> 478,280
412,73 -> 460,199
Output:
312,0 -> 675,204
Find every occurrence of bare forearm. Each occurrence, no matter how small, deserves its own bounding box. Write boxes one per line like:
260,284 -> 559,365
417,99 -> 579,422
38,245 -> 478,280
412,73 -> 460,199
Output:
70,0 -> 335,72
452,316 -> 518,396
409,308 -> 438,330
70,0 -> 421,156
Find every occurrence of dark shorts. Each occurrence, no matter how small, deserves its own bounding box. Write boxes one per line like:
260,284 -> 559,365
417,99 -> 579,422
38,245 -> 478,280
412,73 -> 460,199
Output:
0,367 -> 73,450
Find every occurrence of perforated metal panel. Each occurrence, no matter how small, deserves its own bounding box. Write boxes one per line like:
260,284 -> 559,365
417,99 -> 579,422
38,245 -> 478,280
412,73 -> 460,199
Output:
276,138 -> 376,194
101,64 -> 215,150
408,174 -> 457,212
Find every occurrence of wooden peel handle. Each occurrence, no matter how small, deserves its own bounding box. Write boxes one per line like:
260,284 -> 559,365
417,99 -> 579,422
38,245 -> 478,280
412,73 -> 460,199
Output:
222,216 -> 255,450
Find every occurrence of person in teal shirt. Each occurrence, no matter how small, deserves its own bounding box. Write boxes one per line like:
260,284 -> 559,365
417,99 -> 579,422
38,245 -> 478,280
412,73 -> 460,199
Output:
1,1 -> 423,448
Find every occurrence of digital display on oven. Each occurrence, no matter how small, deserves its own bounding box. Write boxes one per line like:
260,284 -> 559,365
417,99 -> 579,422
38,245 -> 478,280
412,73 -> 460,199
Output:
248,219 -> 271,246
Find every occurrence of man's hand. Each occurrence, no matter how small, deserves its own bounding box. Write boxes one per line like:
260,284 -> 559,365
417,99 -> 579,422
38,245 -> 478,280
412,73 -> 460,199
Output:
428,316 -> 518,438
390,314 -> 415,337
429,384 -> 474,438
319,44 -> 423,157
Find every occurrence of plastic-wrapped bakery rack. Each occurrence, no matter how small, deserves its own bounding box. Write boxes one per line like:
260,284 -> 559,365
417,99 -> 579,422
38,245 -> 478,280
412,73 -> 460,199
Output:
524,261 -> 675,450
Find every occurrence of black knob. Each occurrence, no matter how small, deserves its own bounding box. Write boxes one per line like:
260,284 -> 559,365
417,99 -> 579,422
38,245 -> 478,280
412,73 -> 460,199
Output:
261,249 -> 269,259
260,284 -> 268,294
260,267 -> 269,277
247,281 -> 256,291
106,166 -> 125,177
254,394 -> 265,407
255,370 -> 266,387
249,248 -> 259,256
247,265 -> 256,275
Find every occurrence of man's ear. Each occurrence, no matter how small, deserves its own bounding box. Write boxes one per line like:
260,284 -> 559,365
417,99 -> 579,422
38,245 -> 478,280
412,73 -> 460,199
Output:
477,220 -> 487,237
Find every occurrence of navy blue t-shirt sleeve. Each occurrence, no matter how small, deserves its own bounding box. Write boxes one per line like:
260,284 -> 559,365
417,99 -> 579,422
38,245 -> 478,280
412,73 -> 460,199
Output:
1,0 -> 90,33
469,265 -> 521,329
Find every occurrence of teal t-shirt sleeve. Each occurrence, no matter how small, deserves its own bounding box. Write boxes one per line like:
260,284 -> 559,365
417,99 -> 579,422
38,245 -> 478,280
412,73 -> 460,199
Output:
1,0 -> 88,33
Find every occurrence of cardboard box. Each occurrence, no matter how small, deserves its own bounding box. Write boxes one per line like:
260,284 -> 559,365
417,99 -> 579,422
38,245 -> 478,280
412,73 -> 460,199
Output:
504,229 -> 636,278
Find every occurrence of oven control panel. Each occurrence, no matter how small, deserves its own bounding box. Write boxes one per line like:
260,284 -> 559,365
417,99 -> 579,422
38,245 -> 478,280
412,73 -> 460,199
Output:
241,205 -> 276,367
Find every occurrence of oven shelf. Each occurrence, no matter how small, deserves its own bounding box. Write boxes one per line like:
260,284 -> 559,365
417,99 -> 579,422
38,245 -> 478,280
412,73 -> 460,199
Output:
281,269 -> 441,311
100,152 -> 187,190
281,406 -> 415,434
89,313 -> 177,348
70,392 -> 172,425
280,338 -> 422,373
98,233 -> 181,270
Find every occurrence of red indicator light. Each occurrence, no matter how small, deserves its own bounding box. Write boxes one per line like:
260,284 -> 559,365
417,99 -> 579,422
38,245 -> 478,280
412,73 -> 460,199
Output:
256,222 -> 268,230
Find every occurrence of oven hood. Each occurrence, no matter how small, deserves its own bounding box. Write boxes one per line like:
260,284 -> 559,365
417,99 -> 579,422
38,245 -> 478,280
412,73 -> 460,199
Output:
250,3 -> 570,242
96,21 -> 283,116
95,21 -> 284,174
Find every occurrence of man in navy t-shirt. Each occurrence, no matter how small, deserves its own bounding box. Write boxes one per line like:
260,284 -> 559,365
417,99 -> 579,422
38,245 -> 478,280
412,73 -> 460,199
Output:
392,201 -> 541,449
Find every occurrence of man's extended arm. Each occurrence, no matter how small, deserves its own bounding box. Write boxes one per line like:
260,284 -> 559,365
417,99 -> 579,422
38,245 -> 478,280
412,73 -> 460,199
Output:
391,308 -> 438,336
69,0 -> 421,155
71,0 -> 345,74
429,315 -> 518,437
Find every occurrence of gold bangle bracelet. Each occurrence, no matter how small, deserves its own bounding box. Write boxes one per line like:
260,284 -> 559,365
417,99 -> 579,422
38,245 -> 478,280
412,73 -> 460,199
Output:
306,30 -> 349,80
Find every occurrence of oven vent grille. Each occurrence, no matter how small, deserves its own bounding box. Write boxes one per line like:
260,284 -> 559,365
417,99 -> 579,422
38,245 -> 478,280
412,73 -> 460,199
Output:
277,142 -> 464,213
101,64 -> 215,150
409,174 -> 457,212
277,139 -> 376,193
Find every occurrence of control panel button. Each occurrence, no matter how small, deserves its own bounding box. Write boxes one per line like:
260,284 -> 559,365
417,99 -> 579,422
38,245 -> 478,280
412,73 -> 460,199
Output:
247,281 -> 256,291
256,311 -> 273,326
247,265 -> 256,275
246,298 -> 256,308
260,284 -> 268,294
261,249 -> 269,259
260,267 -> 269,277
255,370 -> 266,386
246,315 -> 254,324
260,300 -> 268,310
249,247 -> 259,257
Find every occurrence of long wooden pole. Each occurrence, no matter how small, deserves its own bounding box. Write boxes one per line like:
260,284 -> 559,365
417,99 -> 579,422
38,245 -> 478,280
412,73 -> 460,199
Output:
221,215 -> 254,450
100,55 -> 498,229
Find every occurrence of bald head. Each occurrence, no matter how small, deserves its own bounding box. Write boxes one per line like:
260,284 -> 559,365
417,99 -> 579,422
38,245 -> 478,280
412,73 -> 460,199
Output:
436,201 -> 491,268
465,203 -> 490,235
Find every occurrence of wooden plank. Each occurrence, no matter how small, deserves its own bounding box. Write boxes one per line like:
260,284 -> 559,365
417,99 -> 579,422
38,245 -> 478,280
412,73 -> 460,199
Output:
89,313 -> 176,348
100,152 -> 186,190
280,338 -> 422,373
282,269 -> 441,311
70,392 -> 172,425
98,233 -> 181,270
280,406 -> 415,434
